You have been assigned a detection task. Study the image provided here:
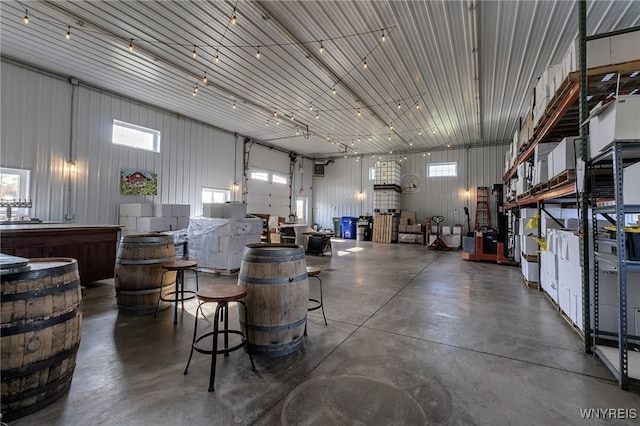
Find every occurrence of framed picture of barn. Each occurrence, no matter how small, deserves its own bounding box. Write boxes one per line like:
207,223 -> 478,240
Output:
120,170 -> 158,195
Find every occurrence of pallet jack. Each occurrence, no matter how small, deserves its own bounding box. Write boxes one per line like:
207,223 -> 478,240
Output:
461,184 -> 518,265
428,216 -> 451,251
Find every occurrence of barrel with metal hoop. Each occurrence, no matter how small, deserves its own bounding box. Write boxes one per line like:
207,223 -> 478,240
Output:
1,257 -> 82,421
237,243 -> 308,356
114,234 -> 177,314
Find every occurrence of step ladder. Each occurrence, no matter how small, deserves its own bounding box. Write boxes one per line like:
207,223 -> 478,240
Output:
474,187 -> 490,231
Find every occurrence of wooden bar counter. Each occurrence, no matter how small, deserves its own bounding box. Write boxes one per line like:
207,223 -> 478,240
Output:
0,223 -> 121,283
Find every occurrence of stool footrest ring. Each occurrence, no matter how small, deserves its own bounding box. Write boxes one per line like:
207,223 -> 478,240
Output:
192,330 -> 247,356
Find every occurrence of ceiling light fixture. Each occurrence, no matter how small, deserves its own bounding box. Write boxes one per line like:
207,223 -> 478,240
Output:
381,30 -> 386,42
256,46 -> 260,59
23,10 -> 29,24
357,108 -> 361,117
203,73 -> 207,83
65,26 -> 71,40
363,59 -> 367,69
316,112 -> 319,119
192,45 -> 197,59
215,51 -> 220,63
231,8 -> 237,24
332,86 -> 336,95
128,39 -> 134,52
232,100 -> 236,109
320,41 -> 324,53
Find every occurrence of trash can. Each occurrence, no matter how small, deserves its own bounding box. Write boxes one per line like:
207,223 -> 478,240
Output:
357,216 -> 373,241
341,217 -> 356,239
332,217 -> 341,237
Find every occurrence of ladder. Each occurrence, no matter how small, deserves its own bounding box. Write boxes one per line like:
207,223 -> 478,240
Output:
474,187 -> 490,231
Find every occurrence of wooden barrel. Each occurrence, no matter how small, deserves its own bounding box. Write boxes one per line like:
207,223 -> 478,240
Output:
1,258 -> 82,421
114,234 -> 176,314
237,244 -> 308,356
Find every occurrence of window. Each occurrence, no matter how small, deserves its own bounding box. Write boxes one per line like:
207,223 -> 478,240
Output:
202,187 -> 230,204
369,166 -> 375,180
427,162 -> 457,177
272,173 -> 288,185
112,119 -> 161,152
250,170 -> 269,181
296,196 -> 307,224
0,167 -> 30,220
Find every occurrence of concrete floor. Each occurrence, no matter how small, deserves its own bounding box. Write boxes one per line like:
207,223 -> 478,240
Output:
9,239 -> 639,425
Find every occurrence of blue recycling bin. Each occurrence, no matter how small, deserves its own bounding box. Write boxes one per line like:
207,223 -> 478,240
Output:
341,217 -> 356,239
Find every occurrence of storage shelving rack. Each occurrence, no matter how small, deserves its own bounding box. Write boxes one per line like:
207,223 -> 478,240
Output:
590,141 -> 640,390
503,50 -> 640,355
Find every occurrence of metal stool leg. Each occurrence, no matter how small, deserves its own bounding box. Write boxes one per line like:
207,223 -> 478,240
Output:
223,303 -> 230,356
184,302 -> 203,375
240,300 -> 255,371
316,275 -> 327,325
209,301 -> 223,392
154,270 -> 171,319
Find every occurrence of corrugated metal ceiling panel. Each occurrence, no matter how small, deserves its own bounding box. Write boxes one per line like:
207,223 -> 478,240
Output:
1,1 -> 638,158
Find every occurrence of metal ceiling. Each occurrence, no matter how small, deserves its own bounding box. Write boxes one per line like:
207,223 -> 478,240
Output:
1,1 -> 639,158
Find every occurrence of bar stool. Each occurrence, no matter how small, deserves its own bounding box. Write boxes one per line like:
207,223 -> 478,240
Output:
304,266 -> 327,336
154,259 -> 198,325
184,285 -> 255,392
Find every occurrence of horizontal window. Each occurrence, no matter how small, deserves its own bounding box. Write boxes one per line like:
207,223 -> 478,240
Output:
427,162 -> 457,177
112,119 -> 160,152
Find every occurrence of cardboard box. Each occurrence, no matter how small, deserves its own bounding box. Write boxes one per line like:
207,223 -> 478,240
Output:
119,216 -> 138,231
153,204 -> 173,218
533,160 -> 548,186
444,235 -> 461,248
550,136 -> 578,178
452,226 -> 462,235
586,37 -> 611,68
521,235 -> 539,256
399,217 -> 409,226
202,202 -> 247,219
407,224 -> 422,233
610,31 -> 640,65
177,216 -> 190,230
442,225 -> 451,235
120,203 -> 153,217
269,233 -> 281,243
521,259 -> 539,282
136,217 -> 165,232
400,210 -> 417,224
398,224 -> 408,232
589,96 -> 640,158
164,217 -> 178,231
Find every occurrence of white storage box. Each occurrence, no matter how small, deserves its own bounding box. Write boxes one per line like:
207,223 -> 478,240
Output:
177,216 -> 190,230
136,217 -> 165,232
625,162 -> 640,204
521,259 -> 539,282
521,235 -> 539,256
119,216 -> 137,231
164,217 -> 178,231
120,203 -> 153,217
589,96 -> 640,158
153,204 -> 173,217
173,204 -> 191,217
550,136 -> 578,178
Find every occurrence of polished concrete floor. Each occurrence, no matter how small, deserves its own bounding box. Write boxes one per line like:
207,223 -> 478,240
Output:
10,239 -> 639,425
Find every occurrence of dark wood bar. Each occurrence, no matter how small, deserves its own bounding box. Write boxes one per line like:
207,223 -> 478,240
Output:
0,224 -> 121,283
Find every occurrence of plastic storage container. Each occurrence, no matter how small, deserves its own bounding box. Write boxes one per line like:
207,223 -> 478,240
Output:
340,217 -> 356,239
332,217 -> 341,236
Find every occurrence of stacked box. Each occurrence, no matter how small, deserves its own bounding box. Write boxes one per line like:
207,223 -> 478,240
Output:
202,202 -> 247,219
589,96 -> 640,159
548,136 -> 578,179
187,217 -> 262,272
119,203 -> 191,233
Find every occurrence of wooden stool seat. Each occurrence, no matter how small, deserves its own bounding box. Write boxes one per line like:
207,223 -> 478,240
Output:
162,259 -> 197,271
306,266 -> 321,277
197,285 -> 247,303
154,259 -> 198,324
184,285 -> 255,392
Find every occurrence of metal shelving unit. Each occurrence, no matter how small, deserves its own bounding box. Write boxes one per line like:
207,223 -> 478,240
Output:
590,141 -> 640,390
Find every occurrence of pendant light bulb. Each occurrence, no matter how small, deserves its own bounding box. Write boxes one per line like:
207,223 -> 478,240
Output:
388,135 -> 391,141
231,14 -> 237,25
203,73 -> 207,83
192,45 -> 197,59
129,39 -> 134,52
256,46 -> 260,59
357,108 -> 361,117
215,53 -> 220,63
381,30 -> 386,42
416,103 -> 420,109
274,109 -> 277,117
320,41 -> 324,53
276,119 -> 280,125
232,100 -> 236,109
309,104 -> 313,111
397,102 -> 401,109
316,112 -> 319,120
419,129 -> 422,135
266,120 -> 269,127
65,26 -> 71,40
23,10 -> 29,24
363,59 -> 367,69
368,135 -> 372,141
296,128 -> 299,135
332,86 -> 336,95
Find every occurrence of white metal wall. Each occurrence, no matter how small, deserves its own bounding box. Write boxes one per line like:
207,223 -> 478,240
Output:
1,60 -> 242,225
312,145 -> 508,231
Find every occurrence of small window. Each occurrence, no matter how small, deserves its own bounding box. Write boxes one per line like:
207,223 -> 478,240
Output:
250,170 -> 269,181
369,167 -> 375,181
112,119 -> 161,152
202,187 -> 230,204
427,162 -> 457,177
272,173 -> 288,185
0,167 -> 31,220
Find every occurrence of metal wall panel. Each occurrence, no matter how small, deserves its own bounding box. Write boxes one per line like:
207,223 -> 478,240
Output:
1,60 -> 241,225
312,145 -> 508,232
0,61 -> 71,221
